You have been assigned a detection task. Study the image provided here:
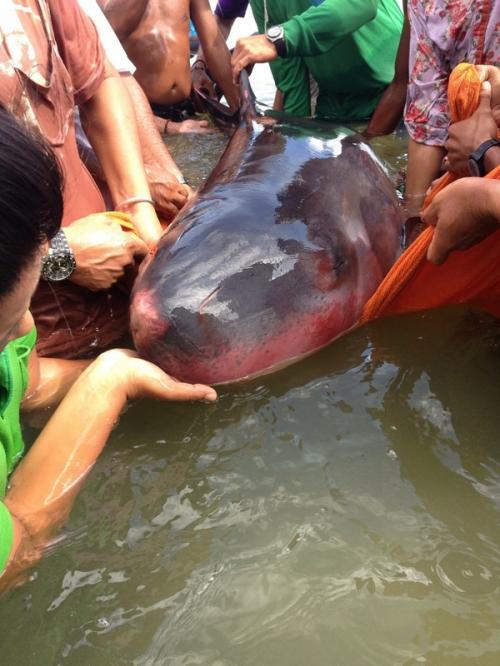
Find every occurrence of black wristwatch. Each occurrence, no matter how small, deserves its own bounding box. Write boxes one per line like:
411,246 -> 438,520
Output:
266,25 -> 287,57
41,229 -> 76,281
468,138 -> 500,177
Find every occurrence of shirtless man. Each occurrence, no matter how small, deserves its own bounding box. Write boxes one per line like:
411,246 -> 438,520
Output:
98,0 -> 239,132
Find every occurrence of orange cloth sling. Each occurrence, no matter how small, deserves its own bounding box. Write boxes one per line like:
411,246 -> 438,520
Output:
361,63 -> 500,323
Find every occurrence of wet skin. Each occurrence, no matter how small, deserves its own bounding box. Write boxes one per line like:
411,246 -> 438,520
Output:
99,0 -> 192,105
131,116 -> 403,385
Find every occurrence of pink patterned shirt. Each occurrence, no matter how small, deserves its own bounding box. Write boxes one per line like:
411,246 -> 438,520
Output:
405,0 -> 500,146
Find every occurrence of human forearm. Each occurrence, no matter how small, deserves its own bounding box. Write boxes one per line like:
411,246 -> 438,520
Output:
405,140 -> 445,214
2,369 -> 125,584
22,357 -> 92,412
193,0 -> 239,111
0,357 -> 129,586
8,356 -> 128,532
364,82 -> 407,138
81,62 -> 162,246
12,350 -> 216,518
121,74 -> 183,181
364,8 -> 409,138
282,0 -> 377,58
197,14 -> 234,61
1,350 -> 216,585
216,15 -> 234,41
206,32 -> 240,110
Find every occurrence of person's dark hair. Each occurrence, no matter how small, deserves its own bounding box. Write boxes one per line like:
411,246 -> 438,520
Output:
0,107 -> 63,299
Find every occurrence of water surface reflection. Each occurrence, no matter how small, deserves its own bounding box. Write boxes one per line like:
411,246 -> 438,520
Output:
1,307 -> 499,665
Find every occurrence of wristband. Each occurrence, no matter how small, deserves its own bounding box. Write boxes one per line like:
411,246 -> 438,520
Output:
116,197 -> 155,211
468,138 -> 500,177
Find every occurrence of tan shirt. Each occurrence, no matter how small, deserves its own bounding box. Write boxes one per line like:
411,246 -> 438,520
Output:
0,0 -> 129,357
0,0 -> 106,225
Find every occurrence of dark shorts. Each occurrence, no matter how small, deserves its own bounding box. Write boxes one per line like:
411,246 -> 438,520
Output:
150,99 -> 196,122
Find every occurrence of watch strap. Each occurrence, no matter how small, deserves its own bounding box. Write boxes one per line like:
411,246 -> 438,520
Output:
266,26 -> 287,58
49,229 -> 72,255
469,138 -> 500,177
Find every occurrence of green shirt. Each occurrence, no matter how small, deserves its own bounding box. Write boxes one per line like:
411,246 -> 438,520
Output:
0,328 -> 36,574
250,0 -> 403,120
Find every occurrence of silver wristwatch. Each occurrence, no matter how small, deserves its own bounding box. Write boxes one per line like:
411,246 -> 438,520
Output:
266,25 -> 287,57
41,229 -> 76,282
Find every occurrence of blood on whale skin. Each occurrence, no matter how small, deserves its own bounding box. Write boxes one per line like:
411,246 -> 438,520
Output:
130,83 -> 402,384
130,288 -> 169,359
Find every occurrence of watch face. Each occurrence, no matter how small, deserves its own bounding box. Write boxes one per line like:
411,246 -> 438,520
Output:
41,252 -> 76,282
267,26 -> 282,39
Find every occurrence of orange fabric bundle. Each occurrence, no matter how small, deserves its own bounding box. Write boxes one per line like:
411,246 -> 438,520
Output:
361,63 -> 500,323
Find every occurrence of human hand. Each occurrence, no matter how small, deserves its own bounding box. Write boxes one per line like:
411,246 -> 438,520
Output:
65,214 -> 148,291
445,81 -> 498,176
476,64 -> 500,108
166,119 -> 215,135
95,349 -> 217,402
423,178 -> 500,264
232,35 -> 277,83
191,61 -> 218,99
145,167 -> 191,221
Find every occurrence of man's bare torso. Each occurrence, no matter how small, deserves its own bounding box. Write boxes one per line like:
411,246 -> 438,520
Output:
99,0 -> 192,106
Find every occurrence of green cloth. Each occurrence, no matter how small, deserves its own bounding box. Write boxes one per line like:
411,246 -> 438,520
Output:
0,328 -> 36,574
250,0 -> 403,120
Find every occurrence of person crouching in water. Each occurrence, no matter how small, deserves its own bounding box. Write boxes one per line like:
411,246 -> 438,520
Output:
0,109 -> 217,588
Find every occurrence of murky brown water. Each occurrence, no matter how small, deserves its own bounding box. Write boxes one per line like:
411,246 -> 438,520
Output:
1,113 -> 499,665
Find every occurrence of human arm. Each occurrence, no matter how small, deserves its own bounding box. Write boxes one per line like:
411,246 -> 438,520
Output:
52,0 -> 162,248
191,0 -> 240,112
192,0 -> 243,90
404,140 -> 446,216
214,15 -> 236,41
1,348 -> 217,587
403,0 -> 451,212
160,117 -> 214,136
194,0 -> 248,63
445,79 -> 500,176
192,19 -> 234,96
281,0 -> 378,58
363,3 -> 409,139
22,343 -> 91,413
120,74 -> 193,215
65,213 -> 148,291
231,0 -> 378,77
79,0 -> 191,213
80,59 -> 163,248
423,178 -> 500,264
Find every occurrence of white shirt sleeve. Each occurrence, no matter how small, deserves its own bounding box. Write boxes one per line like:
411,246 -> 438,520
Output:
77,0 -> 136,75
